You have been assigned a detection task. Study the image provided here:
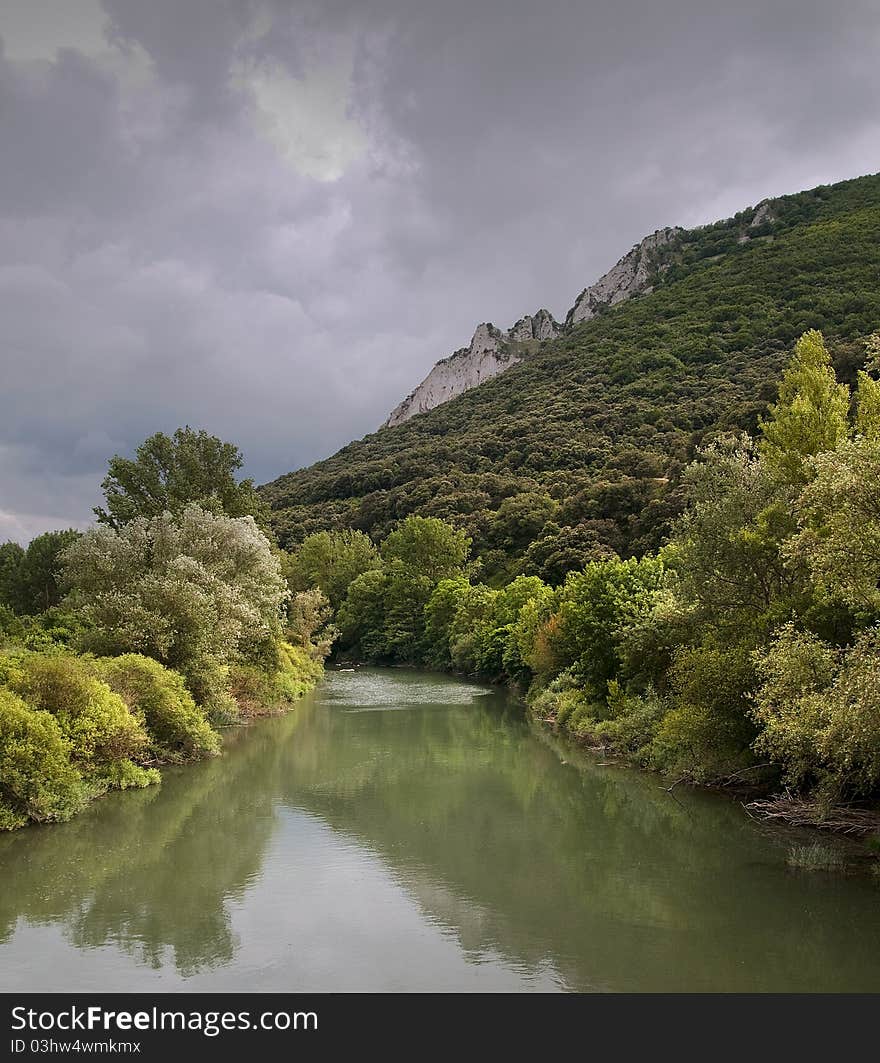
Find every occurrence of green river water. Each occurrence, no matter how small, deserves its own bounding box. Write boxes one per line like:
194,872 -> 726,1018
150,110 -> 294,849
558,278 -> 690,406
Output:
2,668 -> 879,992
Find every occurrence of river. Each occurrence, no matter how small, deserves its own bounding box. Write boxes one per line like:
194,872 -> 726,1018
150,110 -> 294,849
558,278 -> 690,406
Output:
1,668 -> 879,992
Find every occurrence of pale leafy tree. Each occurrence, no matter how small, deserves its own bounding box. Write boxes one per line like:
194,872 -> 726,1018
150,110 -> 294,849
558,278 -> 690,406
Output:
758,329 -> 850,483
671,435 -> 801,619
791,437 -> 880,612
287,588 -> 336,658
754,626 -> 880,799
61,505 -> 288,701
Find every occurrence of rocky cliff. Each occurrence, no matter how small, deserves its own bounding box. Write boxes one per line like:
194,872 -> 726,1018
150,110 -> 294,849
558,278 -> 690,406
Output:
384,310 -> 560,427
565,226 -> 683,326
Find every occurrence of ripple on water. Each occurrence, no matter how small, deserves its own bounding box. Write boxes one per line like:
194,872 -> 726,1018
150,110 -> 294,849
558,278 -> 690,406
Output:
319,668 -> 492,710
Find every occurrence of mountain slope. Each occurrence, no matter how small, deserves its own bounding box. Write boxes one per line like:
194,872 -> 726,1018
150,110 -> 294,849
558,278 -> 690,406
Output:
262,174 -> 880,578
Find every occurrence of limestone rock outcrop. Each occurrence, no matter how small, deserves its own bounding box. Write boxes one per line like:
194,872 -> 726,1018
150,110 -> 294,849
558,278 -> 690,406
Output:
564,226 -> 683,326
384,311 -> 560,427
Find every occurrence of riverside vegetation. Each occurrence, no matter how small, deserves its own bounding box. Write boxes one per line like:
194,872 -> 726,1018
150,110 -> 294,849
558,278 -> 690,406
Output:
0,429 -> 332,830
264,174 -> 880,833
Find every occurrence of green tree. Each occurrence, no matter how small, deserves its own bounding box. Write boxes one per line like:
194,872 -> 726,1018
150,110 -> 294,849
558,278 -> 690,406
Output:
758,329 -> 850,484
284,529 -> 380,609
423,577 -> 472,668
381,516 -> 470,581
95,427 -> 269,530
0,542 -> 25,610
555,555 -> 665,700
855,333 -> 880,439
336,569 -> 389,660
6,531 -> 81,615
792,437 -> 880,613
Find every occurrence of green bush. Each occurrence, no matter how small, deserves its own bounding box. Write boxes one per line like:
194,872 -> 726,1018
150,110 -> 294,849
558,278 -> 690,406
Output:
10,652 -> 153,789
0,688 -> 87,828
593,683 -> 669,759
96,654 -> 220,762
230,641 -> 323,716
754,626 -> 880,799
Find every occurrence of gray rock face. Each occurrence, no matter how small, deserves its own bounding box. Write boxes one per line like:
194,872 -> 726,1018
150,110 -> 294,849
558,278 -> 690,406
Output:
384,310 -> 560,427
565,226 -> 682,326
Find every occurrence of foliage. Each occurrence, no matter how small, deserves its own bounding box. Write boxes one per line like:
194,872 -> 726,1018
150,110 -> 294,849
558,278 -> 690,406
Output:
554,556 -> 665,699
381,516 -> 471,581
0,530 -> 81,615
792,438 -> 880,613
758,329 -> 850,484
95,654 -> 220,762
60,504 -> 288,705
229,641 -> 324,716
283,529 -> 380,609
8,651 -> 154,788
753,626 -> 880,799
287,589 -> 336,659
0,688 -> 87,829
95,427 -> 270,531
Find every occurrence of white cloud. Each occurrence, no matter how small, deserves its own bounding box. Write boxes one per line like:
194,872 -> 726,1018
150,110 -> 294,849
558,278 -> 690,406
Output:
233,46 -> 368,182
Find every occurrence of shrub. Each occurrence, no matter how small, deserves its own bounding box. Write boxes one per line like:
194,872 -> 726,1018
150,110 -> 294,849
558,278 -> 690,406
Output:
10,652 -> 152,790
753,626 -> 880,798
96,654 -> 220,762
0,688 -> 87,828
229,641 -> 323,716
593,683 -> 669,758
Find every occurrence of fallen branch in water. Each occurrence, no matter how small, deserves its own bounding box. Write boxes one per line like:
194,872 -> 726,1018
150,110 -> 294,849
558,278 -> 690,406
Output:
746,795 -> 880,835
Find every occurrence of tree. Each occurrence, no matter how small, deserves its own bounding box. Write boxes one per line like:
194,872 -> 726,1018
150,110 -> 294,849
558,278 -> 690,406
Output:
792,437 -> 880,613
555,555 -> 665,699
0,542 -> 25,610
758,329 -> 850,484
95,427 -> 269,530
672,435 -> 804,626
4,531 -> 81,615
336,569 -> 389,659
753,625 -> 880,799
381,516 -> 470,581
60,505 -> 287,704
423,577 -> 471,668
855,333 -> 880,439
287,589 -> 336,658
284,529 -> 380,609
519,523 -> 616,586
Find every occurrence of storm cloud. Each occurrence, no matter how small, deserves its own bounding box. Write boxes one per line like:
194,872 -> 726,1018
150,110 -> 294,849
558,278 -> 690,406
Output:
1,0 -> 879,540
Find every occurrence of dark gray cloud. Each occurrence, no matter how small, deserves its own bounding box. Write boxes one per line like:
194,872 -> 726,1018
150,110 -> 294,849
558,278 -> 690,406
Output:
1,0 -> 879,541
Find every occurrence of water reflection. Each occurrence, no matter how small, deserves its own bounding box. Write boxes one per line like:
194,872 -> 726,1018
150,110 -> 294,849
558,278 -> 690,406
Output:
1,669 -> 879,991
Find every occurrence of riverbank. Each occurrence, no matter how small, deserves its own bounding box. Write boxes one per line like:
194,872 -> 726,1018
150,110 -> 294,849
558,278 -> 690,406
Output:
0,642 -> 325,831
528,694 -> 880,843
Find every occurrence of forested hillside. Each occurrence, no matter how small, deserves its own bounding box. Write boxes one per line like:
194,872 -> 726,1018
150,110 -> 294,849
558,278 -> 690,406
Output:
262,174 -> 880,582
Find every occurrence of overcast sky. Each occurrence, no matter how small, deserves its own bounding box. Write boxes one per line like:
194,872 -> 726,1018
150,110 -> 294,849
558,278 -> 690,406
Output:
1,0 -> 879,542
